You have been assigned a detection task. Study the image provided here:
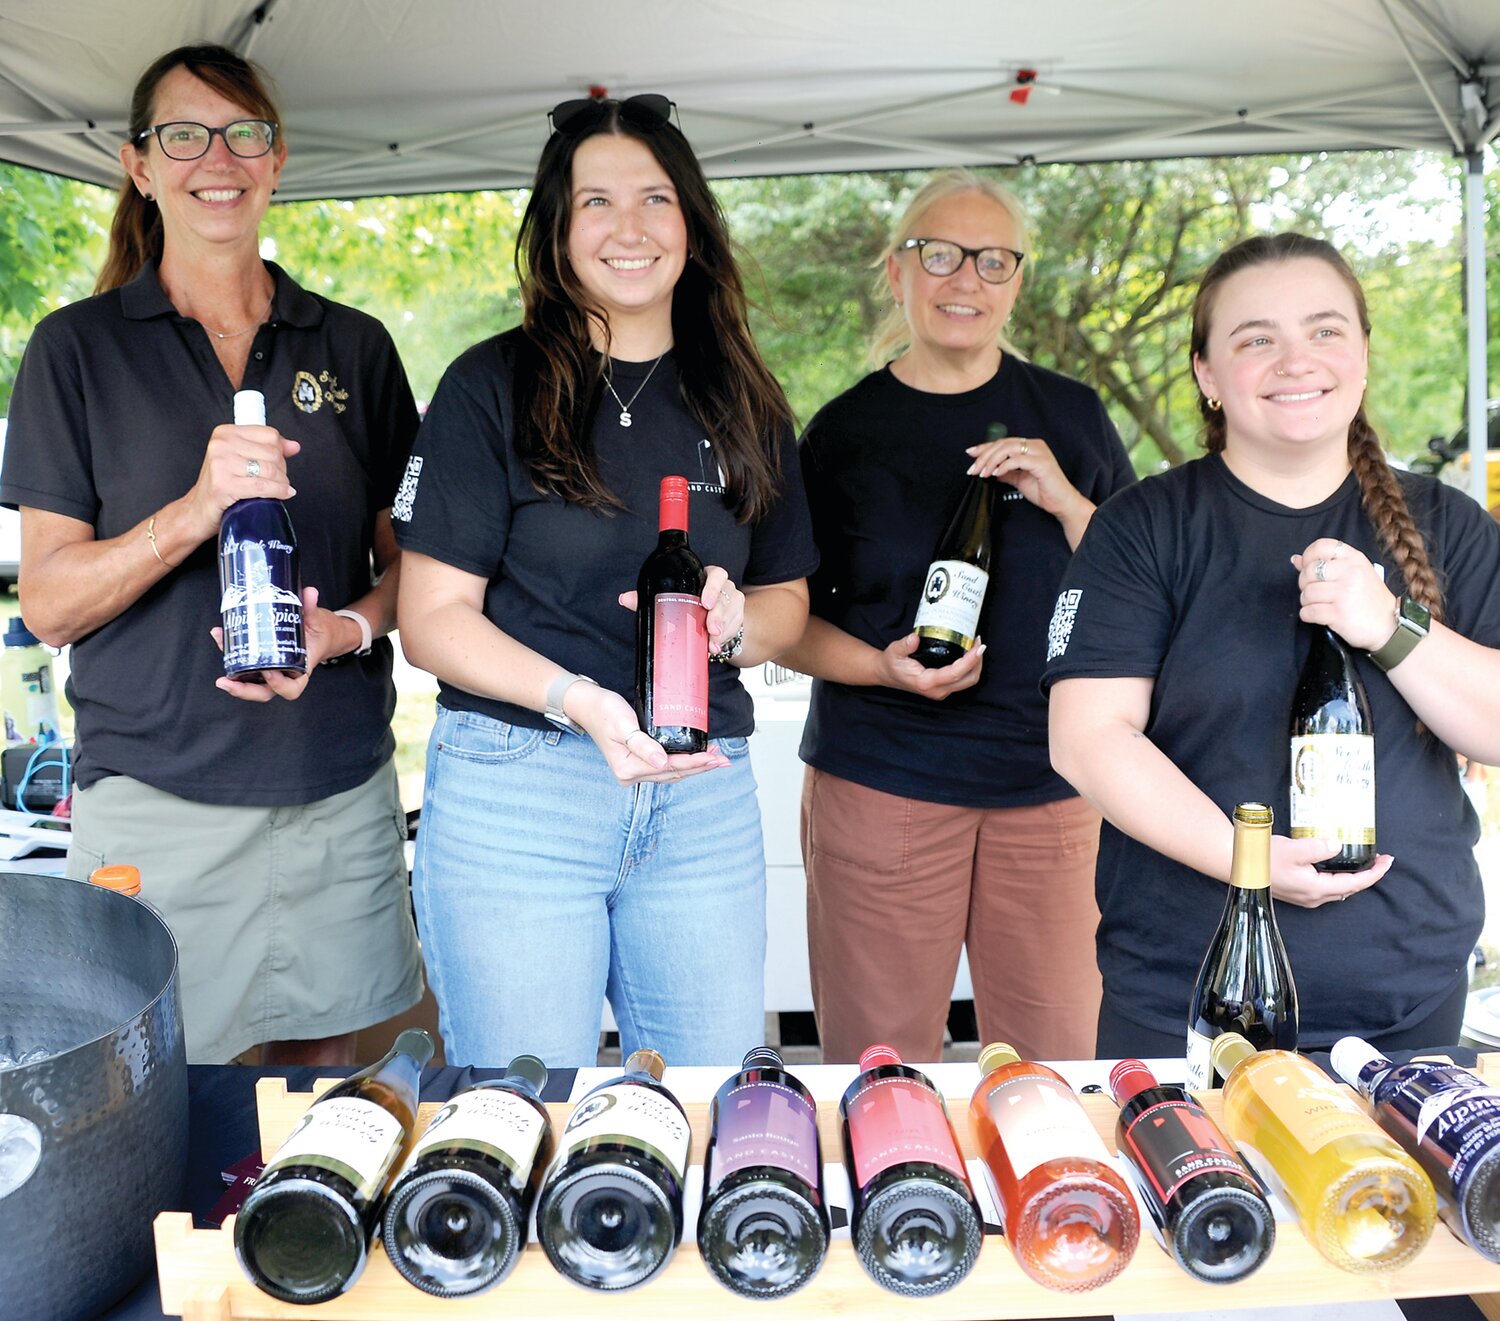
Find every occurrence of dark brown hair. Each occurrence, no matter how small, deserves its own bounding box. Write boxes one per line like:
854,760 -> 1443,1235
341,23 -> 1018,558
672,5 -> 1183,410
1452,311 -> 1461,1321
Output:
513,102 -> 789,519
1190,233 -> 1442,622
96,44 -> 281,295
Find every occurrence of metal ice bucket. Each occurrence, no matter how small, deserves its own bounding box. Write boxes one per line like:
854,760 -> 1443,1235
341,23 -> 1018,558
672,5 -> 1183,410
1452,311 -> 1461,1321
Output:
0,871 -> 188,1320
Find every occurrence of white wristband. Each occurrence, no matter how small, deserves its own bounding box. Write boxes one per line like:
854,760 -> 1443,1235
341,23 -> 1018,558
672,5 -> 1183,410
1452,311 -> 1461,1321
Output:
333,608 -> 373,657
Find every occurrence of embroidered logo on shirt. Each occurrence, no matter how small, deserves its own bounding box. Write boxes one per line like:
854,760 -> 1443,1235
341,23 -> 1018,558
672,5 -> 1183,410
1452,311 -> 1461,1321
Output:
392,456 -> 423,522
1046,588 -> 1083,661
292,370 -> 349,415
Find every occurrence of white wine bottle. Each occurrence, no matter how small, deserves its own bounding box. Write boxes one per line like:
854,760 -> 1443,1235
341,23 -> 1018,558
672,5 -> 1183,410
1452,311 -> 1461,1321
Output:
234,1029 -> 434,1303
1212,1032 -> 1435,1273
912,422 -> 1003,668
381,1054 -> 554,1296
536,1047 -> 689,1291
1290,624 -> 1375,872
1185,802 -> 1298,1090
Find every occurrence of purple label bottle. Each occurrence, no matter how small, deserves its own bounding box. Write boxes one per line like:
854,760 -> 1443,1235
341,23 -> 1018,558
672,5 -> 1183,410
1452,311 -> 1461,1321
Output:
697,1046 -> 829,1298
219,390 -> 306,679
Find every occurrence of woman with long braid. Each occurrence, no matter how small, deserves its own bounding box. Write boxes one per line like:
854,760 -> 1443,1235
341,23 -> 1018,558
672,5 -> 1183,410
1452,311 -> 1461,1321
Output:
1045,233 -> 1500,1057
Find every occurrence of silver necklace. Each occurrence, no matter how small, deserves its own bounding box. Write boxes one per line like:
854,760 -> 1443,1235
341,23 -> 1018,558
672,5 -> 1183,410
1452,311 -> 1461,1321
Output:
208,293 -> 274,341
602,354 -> 665,428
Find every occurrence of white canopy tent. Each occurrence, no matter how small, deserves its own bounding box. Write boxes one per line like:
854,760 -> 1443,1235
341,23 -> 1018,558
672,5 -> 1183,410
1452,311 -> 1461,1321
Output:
1,0 -> 1496,488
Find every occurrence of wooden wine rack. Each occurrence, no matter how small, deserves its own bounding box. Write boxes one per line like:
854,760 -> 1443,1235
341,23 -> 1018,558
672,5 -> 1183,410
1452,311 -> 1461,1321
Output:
154,1066 -> 1500,1320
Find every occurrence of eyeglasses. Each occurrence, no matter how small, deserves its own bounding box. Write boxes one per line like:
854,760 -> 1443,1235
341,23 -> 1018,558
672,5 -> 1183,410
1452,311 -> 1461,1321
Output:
549,93 -> 676,136
899,238 -> 1025,285
133,119 -> 278,161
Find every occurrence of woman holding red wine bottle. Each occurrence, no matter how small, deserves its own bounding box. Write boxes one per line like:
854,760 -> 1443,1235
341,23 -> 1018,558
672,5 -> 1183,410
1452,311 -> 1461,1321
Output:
1046,233 -> 1500,1058
780,170 -> 1136,1064
394,94 -> 816,1068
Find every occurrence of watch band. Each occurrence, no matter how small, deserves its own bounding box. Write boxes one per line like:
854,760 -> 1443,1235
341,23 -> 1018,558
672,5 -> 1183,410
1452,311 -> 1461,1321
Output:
333,608 -> 373,657
1368,595 -> 1430,672
544,672 -> 597,733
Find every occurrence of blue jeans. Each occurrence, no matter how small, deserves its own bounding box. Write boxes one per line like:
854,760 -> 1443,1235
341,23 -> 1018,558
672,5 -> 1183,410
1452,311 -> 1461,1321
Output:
412,705 -> 767,1068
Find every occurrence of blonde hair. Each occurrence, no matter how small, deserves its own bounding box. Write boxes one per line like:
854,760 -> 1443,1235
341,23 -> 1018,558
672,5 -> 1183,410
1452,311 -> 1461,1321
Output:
868,169 -> 1031,368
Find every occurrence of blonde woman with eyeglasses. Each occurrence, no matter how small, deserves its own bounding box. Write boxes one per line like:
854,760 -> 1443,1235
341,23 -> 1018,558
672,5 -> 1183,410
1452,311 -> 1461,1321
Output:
780,169 -> 1135,1063
0,44 -> 423,1065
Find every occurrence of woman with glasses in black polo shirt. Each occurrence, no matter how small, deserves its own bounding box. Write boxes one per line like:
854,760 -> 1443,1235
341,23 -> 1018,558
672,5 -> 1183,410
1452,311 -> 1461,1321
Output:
394,95 -> 817,1068
0,45 -> 423,1066
781,169 -> 1136,1064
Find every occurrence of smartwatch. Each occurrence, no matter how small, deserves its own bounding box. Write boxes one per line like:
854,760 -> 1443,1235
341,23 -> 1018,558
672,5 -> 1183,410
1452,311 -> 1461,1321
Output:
544,672 -> 597,734
1368,595 -> 1431,672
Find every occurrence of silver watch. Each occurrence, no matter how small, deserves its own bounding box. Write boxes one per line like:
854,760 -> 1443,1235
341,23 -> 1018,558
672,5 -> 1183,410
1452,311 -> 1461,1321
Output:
544,672 -> 597,734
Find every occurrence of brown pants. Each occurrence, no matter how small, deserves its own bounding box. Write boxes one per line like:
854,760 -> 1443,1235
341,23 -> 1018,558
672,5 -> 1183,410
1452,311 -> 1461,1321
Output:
802,767 -> 1103,1063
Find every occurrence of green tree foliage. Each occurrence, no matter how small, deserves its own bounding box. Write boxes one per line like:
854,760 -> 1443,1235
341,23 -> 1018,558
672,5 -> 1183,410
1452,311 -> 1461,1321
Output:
262,191 -> 526,403
0,165 -> 111,410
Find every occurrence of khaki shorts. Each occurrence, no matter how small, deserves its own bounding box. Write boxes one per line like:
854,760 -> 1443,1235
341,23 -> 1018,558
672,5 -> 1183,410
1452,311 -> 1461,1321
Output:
67,760 -> 424,1063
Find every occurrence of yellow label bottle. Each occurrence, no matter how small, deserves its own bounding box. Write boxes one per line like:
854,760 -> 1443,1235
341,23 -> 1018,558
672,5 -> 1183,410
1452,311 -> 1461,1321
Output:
1211,1033 -> 1435,1272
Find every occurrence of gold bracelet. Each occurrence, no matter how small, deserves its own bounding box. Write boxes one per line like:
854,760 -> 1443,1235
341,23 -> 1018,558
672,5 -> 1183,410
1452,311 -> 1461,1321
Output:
146,515 -> 167,566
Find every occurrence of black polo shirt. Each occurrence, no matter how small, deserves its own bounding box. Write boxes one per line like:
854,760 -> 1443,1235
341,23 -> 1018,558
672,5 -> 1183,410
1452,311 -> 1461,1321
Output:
1,260 -> 417,804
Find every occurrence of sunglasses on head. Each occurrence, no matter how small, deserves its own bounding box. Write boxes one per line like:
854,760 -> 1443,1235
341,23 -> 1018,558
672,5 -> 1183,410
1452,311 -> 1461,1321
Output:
548,93 -> 676,136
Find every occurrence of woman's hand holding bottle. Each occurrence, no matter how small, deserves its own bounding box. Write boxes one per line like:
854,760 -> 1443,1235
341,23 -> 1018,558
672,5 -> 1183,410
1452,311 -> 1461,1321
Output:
1291,537 -> 1399,651
873,631 -> 984,699
966,433 -> 1090,528
565,677 -> 730,786
183,420 -> 300,542
1267,833 -> 1392,908
212,584 -> 365,703
617,565 -> 745,657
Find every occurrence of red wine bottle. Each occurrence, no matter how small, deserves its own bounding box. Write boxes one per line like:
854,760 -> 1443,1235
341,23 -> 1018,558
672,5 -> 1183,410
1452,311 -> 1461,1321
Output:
1185,802 -> 1298,1090
233,1029 -> 434,1304
634,476 -> 708,753
912,422 -> 1002,668
536,1048 -> 689,1291
698,1045 -> 830,1298
1289,624 -> 1376,872
840,1044 -> 981,1296
218,389 -> 306,679
1332,1037 -> 1500,1261
1110,1058 -> 1275,1283
380,1054 -> 554,1296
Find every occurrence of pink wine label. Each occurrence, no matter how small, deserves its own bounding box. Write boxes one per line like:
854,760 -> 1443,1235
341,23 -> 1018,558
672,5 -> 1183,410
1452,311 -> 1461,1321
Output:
652,593 -> 708,730
846,1075 -> 966,1189
706,1079 -> 820,1192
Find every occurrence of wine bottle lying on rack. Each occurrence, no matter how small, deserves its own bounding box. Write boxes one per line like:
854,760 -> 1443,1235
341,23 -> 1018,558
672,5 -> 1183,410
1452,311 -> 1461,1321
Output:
381,1054 -> 554,1296
698,1045 -> 830,1298
972,1042 -> 1139,1292
840,1043 -> 981,1296
233,1029 -> 434,1304
1212,1031 -> 1435,1273
1110,1057 -> 1274,1284
1332,1037 -> 1500,1261
536,1047 -> 689,1291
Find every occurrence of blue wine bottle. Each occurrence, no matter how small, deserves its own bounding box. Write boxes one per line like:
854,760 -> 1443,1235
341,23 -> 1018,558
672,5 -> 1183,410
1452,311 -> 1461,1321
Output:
1332,1037 -> 1500,1261
218,390 -> 306,678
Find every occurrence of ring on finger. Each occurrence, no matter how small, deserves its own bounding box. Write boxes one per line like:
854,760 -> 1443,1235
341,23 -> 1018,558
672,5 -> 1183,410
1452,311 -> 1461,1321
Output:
1314,558 -> 1328,583
1019,441 -> 1030,456
245,458 -> 261,479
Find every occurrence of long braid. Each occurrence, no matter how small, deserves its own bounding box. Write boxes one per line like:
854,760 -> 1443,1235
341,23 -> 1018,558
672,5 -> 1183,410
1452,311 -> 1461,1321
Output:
1347,409 -> 1444,622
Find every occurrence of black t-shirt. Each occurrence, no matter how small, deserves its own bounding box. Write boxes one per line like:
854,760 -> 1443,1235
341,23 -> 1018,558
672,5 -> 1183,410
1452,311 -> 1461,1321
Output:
1042,454 -> 1500,1043
391,329 -> 818,736
0,261 -> 417,804
797,358 -> 1136,806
